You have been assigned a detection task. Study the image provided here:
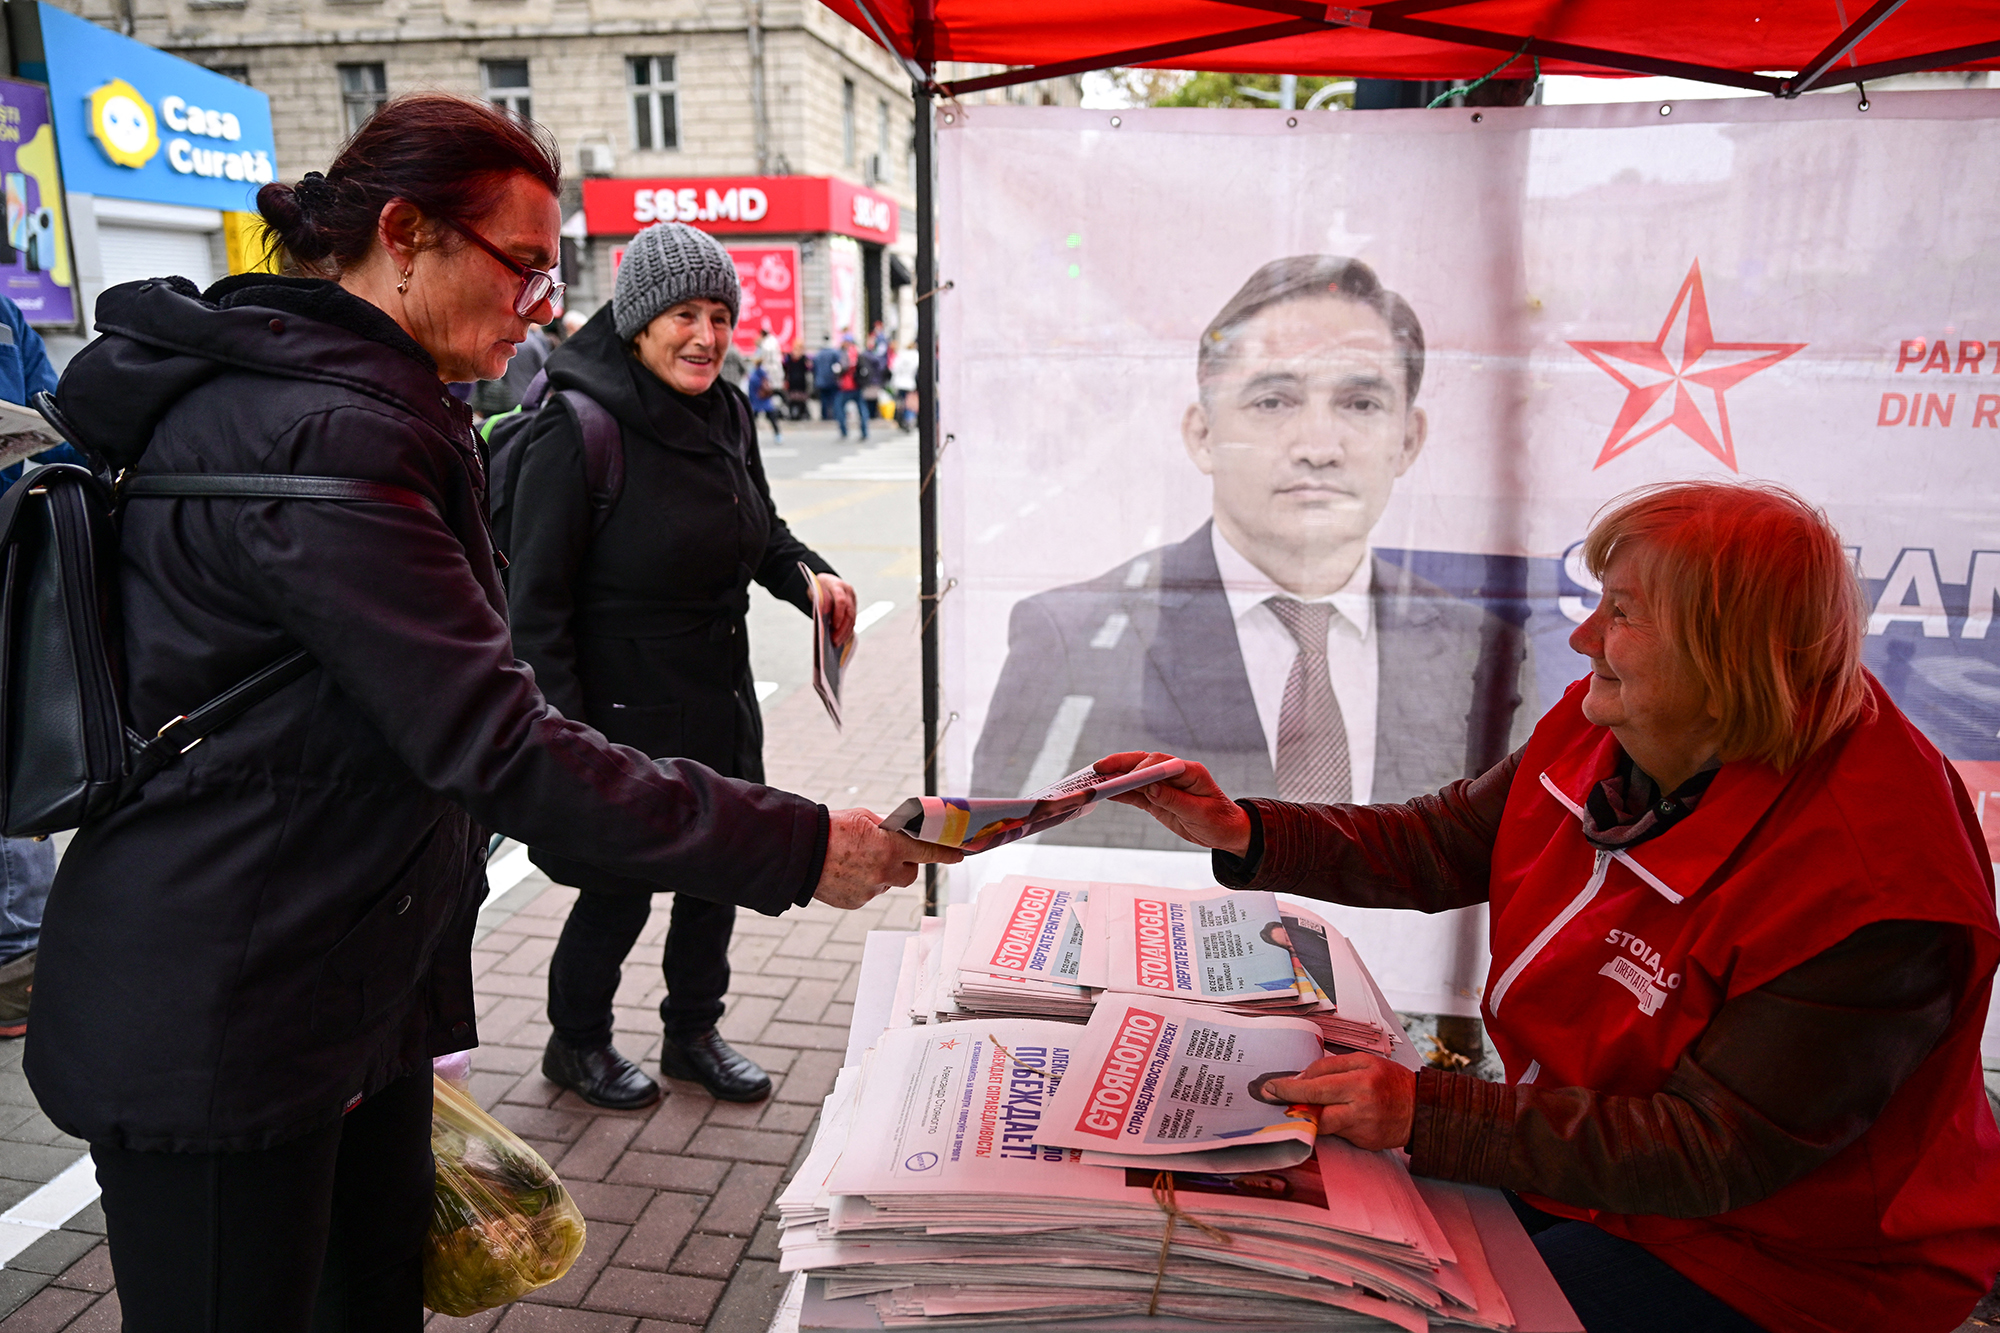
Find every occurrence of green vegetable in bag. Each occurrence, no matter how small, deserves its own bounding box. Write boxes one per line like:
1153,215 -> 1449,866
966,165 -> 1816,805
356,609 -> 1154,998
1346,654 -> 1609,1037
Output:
423,1074 -> 588,1316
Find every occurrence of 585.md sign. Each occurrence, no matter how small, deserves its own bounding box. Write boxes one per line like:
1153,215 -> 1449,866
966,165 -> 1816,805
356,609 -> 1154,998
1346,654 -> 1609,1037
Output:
583,175 -> 898,244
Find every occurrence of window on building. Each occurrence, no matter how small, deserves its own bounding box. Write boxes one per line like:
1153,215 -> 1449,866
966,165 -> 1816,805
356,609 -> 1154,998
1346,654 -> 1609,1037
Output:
338,63 -> 387,137
482,59 -> 531,121
208,64 -> 251,85
628,56 -> 678,151
877,98 -> 889,158
841,78 -> 855,166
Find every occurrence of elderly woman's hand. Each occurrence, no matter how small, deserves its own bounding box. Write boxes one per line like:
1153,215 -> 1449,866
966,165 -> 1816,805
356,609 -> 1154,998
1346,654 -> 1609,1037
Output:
1094,751 -> 1252,855
822,576 -> 859,644
1260,1053 -> 1416,1152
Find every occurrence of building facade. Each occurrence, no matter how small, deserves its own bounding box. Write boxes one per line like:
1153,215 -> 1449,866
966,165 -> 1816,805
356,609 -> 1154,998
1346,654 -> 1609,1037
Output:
46,0 -> 1078,348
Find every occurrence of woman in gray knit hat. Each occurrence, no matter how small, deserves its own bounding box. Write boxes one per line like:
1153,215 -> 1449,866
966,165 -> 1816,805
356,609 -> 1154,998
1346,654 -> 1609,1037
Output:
505,221 -> 860,1108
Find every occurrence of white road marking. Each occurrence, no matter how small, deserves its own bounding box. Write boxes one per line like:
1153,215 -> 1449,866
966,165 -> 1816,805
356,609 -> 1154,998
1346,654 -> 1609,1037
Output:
0,1154 -> 99,1268
854,601 -> 896,636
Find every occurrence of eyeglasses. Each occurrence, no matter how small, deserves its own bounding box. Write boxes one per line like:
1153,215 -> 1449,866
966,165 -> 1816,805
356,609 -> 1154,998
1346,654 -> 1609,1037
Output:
439,216 -> 564,318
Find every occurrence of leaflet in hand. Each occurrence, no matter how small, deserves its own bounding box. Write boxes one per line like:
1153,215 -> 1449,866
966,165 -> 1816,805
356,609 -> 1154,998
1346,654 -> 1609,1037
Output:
1082,881 -> 1300,1002
1037,995 -> 1324,1172
878,758 -> 1185,854
800,561 -> 852,730
0,398 -> 68,473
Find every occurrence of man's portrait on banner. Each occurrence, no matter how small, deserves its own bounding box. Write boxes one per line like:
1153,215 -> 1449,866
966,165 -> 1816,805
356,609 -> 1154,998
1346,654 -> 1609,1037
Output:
971,255 -> 1533,848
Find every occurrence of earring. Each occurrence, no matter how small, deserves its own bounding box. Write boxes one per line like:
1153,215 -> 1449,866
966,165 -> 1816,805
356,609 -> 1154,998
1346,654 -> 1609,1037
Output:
396,266 -> 412,295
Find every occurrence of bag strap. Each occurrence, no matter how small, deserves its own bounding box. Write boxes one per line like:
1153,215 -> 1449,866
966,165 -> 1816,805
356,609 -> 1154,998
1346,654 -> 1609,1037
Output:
553,390 -> 624,534
115,471 -> 436,789
122,474 -> 436,513
123,648 -> 317,789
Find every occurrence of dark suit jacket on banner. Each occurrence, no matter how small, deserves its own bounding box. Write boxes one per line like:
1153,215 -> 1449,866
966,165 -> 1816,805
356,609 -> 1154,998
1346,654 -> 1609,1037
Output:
970,523 -> 1536,850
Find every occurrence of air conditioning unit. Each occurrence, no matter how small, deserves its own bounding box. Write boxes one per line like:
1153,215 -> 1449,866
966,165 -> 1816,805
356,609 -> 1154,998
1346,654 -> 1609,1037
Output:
578,141 -> 616,176
862,152 -> 885,187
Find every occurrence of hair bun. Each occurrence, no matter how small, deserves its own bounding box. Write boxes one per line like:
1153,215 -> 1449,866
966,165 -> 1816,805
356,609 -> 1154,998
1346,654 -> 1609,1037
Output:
256,179 -> 331,265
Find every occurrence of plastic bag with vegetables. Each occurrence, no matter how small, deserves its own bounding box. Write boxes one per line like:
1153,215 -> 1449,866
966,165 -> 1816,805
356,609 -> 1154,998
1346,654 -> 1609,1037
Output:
423,1074 -> 588,1316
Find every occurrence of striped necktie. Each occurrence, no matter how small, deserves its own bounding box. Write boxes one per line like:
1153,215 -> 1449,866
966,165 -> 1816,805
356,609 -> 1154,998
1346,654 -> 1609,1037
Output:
1266,597 -> 1353,804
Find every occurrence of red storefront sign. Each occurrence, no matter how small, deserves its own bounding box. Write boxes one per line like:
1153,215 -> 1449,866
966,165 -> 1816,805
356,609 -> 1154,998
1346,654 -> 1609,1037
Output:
729,246 -> 799,353
582,175 -> 898,245
607,243 -> 800,354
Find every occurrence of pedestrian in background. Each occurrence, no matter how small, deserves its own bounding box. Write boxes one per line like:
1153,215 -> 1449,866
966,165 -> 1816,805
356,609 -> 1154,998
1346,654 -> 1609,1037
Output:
890,339 -> 918,433
0,292 -> 79,1041
811,334 -> 840,423
505,221 -> 861,1111
783,339 -> 812,420
834,334 -> 868,441
35,95 -> 943,1332
748,356 -> 784,444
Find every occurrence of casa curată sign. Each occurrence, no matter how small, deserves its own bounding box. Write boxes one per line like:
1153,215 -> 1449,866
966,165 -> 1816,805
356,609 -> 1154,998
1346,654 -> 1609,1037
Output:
581,175 -> 898,245
39,1 -> 278,212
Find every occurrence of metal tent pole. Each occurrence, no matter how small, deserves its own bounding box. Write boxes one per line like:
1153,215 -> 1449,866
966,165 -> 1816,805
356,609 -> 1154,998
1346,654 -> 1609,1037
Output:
914,81 -> 941,918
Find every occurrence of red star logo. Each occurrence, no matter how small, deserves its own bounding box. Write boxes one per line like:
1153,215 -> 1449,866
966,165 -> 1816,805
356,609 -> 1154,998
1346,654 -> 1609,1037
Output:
937,1038 -> 960,1050
1568,261 -> 1805,471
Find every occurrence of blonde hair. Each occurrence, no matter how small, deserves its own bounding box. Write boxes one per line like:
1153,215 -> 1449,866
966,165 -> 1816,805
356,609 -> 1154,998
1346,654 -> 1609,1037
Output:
1582,481 -> 1870,771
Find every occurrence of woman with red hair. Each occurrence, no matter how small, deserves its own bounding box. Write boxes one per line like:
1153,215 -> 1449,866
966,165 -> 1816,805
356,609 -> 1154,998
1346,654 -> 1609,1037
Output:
1103,481 -> 2000,1333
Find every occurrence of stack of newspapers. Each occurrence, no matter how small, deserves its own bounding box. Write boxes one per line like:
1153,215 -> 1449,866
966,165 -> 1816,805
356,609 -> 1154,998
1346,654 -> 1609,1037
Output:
779,1014 -> 1525,1330
893,878 -> 1396,1056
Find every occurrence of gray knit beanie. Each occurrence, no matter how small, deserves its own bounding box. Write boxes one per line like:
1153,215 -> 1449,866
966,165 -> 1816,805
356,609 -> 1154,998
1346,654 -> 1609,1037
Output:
613,222 -> 741,341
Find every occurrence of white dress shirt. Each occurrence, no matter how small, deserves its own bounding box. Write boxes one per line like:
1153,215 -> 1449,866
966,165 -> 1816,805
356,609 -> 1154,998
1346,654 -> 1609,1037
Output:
1210,526 -> 1377,804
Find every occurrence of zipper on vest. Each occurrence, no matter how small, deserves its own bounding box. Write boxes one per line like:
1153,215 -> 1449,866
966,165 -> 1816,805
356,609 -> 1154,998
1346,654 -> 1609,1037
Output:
1489,848 -> 1612,1017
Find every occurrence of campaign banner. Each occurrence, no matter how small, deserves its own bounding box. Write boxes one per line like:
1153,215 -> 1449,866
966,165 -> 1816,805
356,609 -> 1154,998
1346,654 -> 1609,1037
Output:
934,97 -> 2000,1050
0,78 -> 74,326
729,245 -> 798,353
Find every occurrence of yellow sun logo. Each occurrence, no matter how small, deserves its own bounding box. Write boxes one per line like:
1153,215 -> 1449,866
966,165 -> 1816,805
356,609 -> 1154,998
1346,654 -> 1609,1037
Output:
88,79 -> 159,169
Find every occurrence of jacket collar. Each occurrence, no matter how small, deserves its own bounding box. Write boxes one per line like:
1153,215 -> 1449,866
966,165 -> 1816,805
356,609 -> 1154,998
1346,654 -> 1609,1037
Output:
1537,704 -> 1793,907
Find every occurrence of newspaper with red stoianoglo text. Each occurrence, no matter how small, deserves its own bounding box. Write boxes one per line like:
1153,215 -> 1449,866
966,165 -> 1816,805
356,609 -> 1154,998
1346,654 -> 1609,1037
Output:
878,759 -> 1185,855
1082,881 -> 1299,1001
789,1023 -> 1496,1330
1037,995 -> 1325,1173
961,876 -> 1089,985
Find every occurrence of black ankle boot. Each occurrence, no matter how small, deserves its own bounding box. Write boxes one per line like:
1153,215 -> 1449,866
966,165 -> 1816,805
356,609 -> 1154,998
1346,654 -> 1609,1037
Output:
660,1028 -> 772,1102
542,1035 -> 662,1110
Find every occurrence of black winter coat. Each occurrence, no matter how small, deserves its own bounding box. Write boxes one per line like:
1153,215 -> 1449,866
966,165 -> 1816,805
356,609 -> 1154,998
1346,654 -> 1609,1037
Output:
506,306 -> 833,896
32,277 -> 827,1152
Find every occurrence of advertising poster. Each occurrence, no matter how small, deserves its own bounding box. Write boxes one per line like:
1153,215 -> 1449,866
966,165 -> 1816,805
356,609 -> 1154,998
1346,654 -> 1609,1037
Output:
727,245 -> 799,353
39,2 -> 276,215
933,97 -> 2000,1037
826,235 -> 861,340
0,77 -> 74,326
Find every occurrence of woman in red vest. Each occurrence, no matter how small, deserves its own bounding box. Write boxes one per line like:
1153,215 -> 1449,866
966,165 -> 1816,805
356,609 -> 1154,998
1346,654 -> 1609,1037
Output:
1100,481 -> 2000,1333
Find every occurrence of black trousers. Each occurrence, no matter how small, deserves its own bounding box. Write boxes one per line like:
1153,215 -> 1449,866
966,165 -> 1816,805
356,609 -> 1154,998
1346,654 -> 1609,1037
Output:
1505,1193 -> 1769,1333
547,890 -> 735,1047
92,1069 -> 435,1333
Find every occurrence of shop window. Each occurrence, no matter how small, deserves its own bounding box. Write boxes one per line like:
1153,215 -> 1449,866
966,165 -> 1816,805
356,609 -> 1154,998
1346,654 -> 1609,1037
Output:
628,56 -> 678,151
482,59 -> 531,121
841,78 -> 855,166
338,63 -> 387,137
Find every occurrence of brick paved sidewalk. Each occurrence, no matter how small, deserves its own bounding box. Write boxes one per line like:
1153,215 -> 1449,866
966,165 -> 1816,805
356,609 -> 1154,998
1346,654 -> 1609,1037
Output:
0,605 -> 927,1332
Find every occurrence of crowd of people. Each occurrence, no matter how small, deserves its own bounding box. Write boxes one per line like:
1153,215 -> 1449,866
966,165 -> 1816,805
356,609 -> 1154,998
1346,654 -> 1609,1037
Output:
469,294 -> 918,448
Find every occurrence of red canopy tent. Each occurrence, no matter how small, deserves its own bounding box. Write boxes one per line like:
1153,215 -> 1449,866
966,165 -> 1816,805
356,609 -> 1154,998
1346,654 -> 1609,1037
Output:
824,0 -> 1999,910
826,0 -> 2000,99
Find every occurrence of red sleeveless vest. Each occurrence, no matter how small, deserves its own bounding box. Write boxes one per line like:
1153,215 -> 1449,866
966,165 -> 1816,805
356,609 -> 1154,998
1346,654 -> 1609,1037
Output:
1483,676 -> 2000,1333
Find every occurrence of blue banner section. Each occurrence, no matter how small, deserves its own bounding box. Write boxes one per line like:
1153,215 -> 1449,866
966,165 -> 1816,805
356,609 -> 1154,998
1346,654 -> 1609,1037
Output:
37,3 -> 275,213
1377,547 -> 2000,765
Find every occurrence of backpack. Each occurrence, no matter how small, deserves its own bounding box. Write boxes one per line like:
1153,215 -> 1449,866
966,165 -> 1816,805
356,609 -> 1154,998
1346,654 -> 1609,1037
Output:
481,369 -> 623,570
0,393 -> 434,837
